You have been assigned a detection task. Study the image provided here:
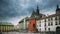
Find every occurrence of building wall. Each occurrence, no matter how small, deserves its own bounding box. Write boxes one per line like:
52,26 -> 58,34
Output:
0,25 -> 14,32
28,19 -> 36,32
19,19 -> 28,32
19,22 -> 24,32
46,17 -> 56,31
36,15 -> 60,32
24,19 -> 28,29
19,22 -> 24,30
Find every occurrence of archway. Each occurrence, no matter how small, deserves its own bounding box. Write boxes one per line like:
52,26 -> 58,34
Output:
56,27 -> 60,34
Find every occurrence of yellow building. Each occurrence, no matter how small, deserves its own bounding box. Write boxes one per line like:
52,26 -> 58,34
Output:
0,22 -> 14,32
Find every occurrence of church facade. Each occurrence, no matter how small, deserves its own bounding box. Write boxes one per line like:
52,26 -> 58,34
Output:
28,6 -> 45,32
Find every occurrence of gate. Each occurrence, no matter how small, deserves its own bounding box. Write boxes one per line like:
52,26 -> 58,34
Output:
56,27 -> 60,34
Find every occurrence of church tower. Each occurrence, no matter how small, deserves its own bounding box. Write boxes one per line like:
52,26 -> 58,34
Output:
56,4 -> 60,14
36,5 -> 39,15
30,5 -> 45,19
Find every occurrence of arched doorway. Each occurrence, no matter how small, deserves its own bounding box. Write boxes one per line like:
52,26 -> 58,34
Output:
56,27 -> 60,34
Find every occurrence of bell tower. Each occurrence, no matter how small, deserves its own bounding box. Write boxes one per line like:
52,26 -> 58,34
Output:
56,4 -> 60,14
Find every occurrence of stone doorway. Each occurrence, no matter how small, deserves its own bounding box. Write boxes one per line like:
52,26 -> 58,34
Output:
56,27 -> 60,34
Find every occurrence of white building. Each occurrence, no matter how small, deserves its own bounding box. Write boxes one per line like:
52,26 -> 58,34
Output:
36,5 -> 60,32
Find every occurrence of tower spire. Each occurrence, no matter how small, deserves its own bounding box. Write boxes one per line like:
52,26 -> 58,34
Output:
36,5 -> 39,14
57,4 -> 59,9
56,4 -> 60,14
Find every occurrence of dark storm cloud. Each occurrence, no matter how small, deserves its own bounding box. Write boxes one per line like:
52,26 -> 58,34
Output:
0,0 -> 26,20
0,0 -> 60,25
38,0 -> 58,10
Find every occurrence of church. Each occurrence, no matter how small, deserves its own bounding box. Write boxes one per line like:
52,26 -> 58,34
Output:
28,6 -> 45,32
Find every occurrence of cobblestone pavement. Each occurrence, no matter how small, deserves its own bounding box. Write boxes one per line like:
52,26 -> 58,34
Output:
2,32 -> 40,34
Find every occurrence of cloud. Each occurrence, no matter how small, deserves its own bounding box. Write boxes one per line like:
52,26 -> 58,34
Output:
0,0 -> 60,25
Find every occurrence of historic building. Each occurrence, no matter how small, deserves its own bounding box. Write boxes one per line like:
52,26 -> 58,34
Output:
28,6 -> 45,32
18,4 -> 60,33
36,4 -> 60,34
18,17 -> 29,32
0,22 -> 14,32
30,6 -> 45,19
28,18 -> 36,32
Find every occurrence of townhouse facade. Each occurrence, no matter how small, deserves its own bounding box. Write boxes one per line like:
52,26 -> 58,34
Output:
18,17 -> 29,32
36,14 -> 60,32
36,4 -> 60,34
0,22 -> 14,32
28,18 -> 36,32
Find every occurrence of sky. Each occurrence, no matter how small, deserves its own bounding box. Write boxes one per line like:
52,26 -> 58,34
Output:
0,0 -> 60,25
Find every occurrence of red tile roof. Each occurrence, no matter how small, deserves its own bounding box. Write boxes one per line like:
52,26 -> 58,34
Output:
40,13 -> 60,20
19,17 -> 29,23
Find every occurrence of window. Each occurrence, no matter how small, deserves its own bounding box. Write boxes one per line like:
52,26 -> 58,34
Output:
30,22 -> 31,24
33,24 -> 35,28
45,23 -> 46,26
59,16 -> 60,20
39,21 -> 41,23
48,22 -> 50,26
51,18 -> 53,20
45,19 -> 46,22
55,22 -> 58,25
40,28 -> 41,32
48,28 -> 50,31
51,22 -> 53,25
59,21 -> 60,25
55,17 -> 57,20
48,18 -> 50,21
45,28 -> 46,31
39,24 -> 41,27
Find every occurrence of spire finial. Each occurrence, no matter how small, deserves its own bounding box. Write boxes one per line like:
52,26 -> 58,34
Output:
37,4 -> 39,9
36,4 -> 39,14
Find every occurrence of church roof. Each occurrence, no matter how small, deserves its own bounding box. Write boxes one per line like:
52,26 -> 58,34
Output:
30,6 -> 45,19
